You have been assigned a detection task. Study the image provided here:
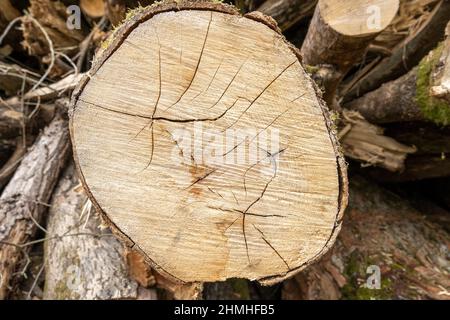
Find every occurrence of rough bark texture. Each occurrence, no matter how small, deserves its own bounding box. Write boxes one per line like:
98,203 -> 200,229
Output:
0,116 -> 70,299
346,68 -> 422,124
345,38 -> 450,126
282,176 -> 450,300
257,0 -> 317,31
43,164 -> 157,300
345,0 -> 450,101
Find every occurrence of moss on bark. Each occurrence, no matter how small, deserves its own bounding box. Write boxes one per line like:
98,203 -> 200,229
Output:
416,42 -> 450,125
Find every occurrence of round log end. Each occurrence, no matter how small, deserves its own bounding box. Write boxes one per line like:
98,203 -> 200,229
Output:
319,0 -> 399,36
70,1 -> 348,284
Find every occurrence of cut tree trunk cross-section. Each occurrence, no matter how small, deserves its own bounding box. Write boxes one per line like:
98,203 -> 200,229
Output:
70,1 -> 347,284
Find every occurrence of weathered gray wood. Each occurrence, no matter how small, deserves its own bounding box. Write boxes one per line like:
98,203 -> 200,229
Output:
43,164 -> 156,300
0,116 -> 70,299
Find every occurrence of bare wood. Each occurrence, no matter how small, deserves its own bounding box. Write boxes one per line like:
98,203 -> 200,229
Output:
43,164 -> 156,300
4,73 -> 85,108
339,111 -> 416,172
257,0 -> 317,31
344,0 -> 450,101
70,1 -> 347,284
0,105 -> 23,140
300,0 -> 399,109
153,271 -> 203,300
283,176 -> 450,300
0,116 -> 70,300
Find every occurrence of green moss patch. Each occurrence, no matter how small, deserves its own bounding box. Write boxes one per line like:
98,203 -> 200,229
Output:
416,43 -> 450,126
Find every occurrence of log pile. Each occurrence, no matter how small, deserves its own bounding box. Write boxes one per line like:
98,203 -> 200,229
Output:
0,0 -> 448,300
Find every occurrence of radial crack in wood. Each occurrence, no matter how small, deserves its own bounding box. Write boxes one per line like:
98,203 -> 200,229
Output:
70,2 -> 347,284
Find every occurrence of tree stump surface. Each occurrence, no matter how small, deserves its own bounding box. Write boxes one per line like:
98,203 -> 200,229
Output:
70,1 -> 347,284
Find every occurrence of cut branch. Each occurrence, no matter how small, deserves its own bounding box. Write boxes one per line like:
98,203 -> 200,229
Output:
344,0 -> 450,100
345,33 -> 450,125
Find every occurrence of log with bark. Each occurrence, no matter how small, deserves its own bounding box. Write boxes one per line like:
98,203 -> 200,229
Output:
44,163 -> 157,300
346,26 -> 450,125
339,111 -> 416,172
296,0 -> 418,172
257,0 -> 317,31
69,1 -> 348,285
300,0 -> 399,109
0,115 -> 70,299
344,0 -> 450,101
282,175 -> 450,300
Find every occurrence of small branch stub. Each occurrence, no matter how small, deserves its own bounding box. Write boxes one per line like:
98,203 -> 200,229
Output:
70,1 -> 347,284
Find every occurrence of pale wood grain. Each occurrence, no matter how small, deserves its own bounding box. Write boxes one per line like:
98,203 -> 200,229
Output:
71,5 -> 346,284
